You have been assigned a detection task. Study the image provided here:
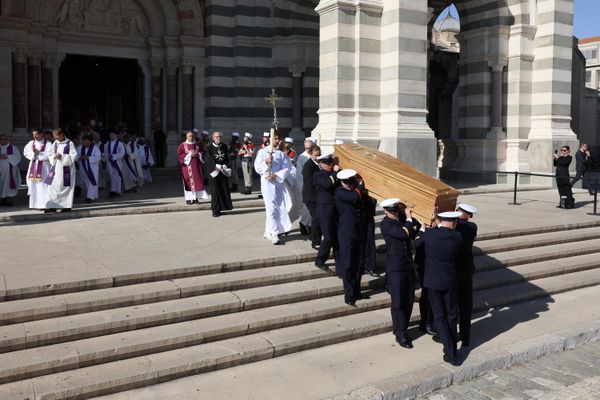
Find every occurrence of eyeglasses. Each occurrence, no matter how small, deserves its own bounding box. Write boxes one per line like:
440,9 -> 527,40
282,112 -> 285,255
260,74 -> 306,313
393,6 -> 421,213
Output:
561,149 -> 568,152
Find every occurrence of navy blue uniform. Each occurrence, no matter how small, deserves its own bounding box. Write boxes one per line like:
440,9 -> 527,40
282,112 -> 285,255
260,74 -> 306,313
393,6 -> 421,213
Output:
414,227 -> 462,360
358,186 -> 377,274
313,169 -> 338,266
302,159 -> 322,247
380,216 -> 417,339
335,186 -> 363,302
455,219 -> 478,345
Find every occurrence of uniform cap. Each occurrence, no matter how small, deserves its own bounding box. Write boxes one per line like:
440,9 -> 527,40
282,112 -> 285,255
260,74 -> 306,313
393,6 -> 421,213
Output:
232,132 -> 240,138
285,137 -> 293,144
380,198 -> 400,210
317,153 -> 333,163
438,211 -> 462,221
201,130 -> 209,136
337,169 -> 357,180
244,132 -> 252,139
457,203 -> 477,215
263,131 -> 270,137
334,139 -> 345,145
192,128 -> 199,133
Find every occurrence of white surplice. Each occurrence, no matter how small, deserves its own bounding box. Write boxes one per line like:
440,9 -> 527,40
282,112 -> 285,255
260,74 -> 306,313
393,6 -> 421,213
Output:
254,147 -> 293,237
122,142 -> 142,190
23,139 -> 51,208
105,140 -> 125,194
0,143 -> 21,199
46,139 -> 78,209
138,144 -> 155,183
77,144 -> 102,200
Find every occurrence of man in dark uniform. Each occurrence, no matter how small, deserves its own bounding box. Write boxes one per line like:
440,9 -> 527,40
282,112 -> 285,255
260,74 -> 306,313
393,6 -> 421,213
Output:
313,153 -> 339,269
302,145 -> 322,249
380,198 -> 419,348
356,174 -> 378,277
413,211 -> 463,365
205,131 -> 233,217
335,169 -> 366,306
455,203 -> 478,347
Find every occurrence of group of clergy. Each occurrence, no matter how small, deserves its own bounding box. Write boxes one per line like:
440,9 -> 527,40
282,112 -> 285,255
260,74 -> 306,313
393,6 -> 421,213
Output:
0,128 -> 155,212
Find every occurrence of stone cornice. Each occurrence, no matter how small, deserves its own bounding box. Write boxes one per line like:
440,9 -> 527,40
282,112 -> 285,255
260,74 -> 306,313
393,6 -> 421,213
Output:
315,0 -> 383,15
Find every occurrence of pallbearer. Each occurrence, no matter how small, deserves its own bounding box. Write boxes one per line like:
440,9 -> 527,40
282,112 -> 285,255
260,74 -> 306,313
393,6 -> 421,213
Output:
23,129 -> 50,210
302,145 -> 322,249
313,153 -> 338,268
239,132 -> 255,195
105,131 -> 125,198
77,134 -> 102,203
380,198 -> 418,349
0,134 -> 21,207
455,203 -> 478,347
177,130 -> 208,205
45,128 -> 78,212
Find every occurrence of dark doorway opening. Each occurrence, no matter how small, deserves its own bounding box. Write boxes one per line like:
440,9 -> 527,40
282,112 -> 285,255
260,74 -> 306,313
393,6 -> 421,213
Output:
59,54 -> 144,137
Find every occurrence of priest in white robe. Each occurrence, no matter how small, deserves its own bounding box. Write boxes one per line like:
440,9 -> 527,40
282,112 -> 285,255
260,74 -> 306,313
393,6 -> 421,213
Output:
254,132 -> 293,244
23,129 -> 51,210
45,128 -> 78,212
77,134 -> 102,202
122,134 -> 142,192
137,138 -> 155,183
105,132 -> 125,198
0,134 -> 21,206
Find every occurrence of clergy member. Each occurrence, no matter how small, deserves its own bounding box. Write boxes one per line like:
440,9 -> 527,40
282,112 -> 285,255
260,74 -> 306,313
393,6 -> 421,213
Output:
45,128 -> 78,212
92,132 -> 106,190
23,129 -> 50,210
0,134 -> 21,207
137,137 -> 155,183
177,130 -> 208,205
77,134 -> 102,203
122,134 -> 141,193
254,132 -> 293,244
205,131 -> 233,217
105,131 -> 125,198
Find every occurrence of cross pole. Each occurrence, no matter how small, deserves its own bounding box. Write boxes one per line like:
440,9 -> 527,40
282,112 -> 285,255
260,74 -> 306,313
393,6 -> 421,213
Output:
264,88 -> 281,130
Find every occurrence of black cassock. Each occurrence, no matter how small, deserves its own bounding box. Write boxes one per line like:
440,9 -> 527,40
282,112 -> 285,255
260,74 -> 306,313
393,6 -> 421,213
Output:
205,142 -> 233,215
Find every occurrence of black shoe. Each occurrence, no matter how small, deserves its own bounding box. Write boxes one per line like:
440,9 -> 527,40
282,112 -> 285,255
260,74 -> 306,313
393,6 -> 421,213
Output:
84,198 -> 93,204
245,187 -> 252,195
345,298 -> 356,306
315,262 -> 329,270
44,208 -> 57,213
108,192 -> 118,198
432,335 -> 443,344
212,212 -> 221,217
299,223 -> 308,236
443,354 -> 459,366
258,194 -> 263,199
61,208 -> 72,212
186,200 -> 193,205
311,243 -> 320,250
354,293 -> 370,300
367,271 -> 382,278
194,199 -> 202,204
396,337 -> 413,349
418,324 -> 436,335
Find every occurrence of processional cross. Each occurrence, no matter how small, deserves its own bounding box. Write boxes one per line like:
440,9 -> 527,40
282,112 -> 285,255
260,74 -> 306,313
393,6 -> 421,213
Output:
264,88 -> 281,130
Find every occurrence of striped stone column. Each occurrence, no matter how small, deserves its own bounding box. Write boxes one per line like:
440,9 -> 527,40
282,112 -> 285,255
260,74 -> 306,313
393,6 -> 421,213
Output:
378,0 -> 436,176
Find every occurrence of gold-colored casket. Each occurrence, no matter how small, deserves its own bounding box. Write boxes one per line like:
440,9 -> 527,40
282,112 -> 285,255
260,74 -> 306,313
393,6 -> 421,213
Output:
334,143 -> 460,223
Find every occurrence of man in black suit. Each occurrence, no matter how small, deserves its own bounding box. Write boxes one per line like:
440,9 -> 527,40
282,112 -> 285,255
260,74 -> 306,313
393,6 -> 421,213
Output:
413,211 -> 463,365
455,203 -> 478,348
380,198 -> 420,349
313,154 -> 339,269
570,143 -> 592,194
302,145 -> 322,249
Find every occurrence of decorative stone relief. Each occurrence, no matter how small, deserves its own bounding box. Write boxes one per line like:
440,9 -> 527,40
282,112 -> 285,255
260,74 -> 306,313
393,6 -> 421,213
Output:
55,0 -> 148,36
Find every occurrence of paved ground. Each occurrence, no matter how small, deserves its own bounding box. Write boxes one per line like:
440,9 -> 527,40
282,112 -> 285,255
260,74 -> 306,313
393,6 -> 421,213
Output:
418,341 -> 600,400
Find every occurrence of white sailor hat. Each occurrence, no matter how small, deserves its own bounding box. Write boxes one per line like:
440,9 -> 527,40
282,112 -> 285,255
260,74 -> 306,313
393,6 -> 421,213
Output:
457,203 -> 477,215
263,131 -> 270,137
244,132 -> 252,139
337,169 -> 357,180
192,128 -> 199,133
334,139 -> 345,145
284,137 -> 293,144
317,153 -> 333,163
305,137 -> 316,143
438,211 -> 462,221
201,130 -> 209,136
380,198 -> 401,210
232,131 -> 240,138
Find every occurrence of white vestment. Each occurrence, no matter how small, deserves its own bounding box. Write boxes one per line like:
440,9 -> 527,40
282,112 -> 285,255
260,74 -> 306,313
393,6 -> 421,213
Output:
122,142 -> 143,190
105,140 -> 125,194
77,144 -> 102,200
0,143 -> 22,198
293,150 -> 312,226
254,147 -> 293,236
94,141 -> 107,189
138,144 -> 155,183
23,140 -> 51,208
46,139 -> 78,209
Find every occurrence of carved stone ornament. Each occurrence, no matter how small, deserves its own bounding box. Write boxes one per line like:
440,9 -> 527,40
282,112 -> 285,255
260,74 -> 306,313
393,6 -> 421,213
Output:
55,0 -> 148,37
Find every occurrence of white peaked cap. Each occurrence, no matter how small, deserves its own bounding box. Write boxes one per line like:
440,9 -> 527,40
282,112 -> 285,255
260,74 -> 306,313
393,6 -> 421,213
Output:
334,139 -> 345,145
457,203 -> 477,215
305,137 -> 316,143
380,198 -> 400,209
244,132 -> 252,138
263,131 -> 270,137
316,153 -> 333,162
337,169 -> 357,180
232,132 -> 240,137
201,130 -> 209,135
285,137 -> 293,144
192,128 -> 199,133
438,211 -> 462,220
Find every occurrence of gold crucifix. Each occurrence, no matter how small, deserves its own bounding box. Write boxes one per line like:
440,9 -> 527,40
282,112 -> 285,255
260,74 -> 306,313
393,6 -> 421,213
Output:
264,88 -> 281,129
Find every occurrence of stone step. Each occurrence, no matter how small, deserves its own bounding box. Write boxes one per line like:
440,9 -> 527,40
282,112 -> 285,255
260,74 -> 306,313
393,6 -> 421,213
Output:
0,275 -> 383,353
2,268 -> 599,400
0,262 -> 332,325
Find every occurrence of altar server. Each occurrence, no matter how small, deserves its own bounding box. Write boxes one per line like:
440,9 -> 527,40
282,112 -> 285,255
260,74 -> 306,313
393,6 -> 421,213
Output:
105,131 -> 125,198
45,128 -> 78,212
23,129 -> 50,209
0,134 -> 21,206
77,134 -> 102,202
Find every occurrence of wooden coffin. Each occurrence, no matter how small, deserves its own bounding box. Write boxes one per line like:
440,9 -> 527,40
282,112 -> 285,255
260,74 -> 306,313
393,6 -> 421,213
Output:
334,143 -> 460,223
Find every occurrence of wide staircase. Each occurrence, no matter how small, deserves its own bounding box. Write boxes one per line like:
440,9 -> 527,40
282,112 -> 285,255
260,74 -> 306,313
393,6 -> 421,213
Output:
3,222 -> 600,400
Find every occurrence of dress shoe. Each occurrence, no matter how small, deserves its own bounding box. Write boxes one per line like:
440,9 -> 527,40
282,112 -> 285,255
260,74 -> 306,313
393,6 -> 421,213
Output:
443,354 -> 459,366
194,199 -> 202,204
419,324 -> 436,335
432,335 -> 443,344
212,212 -> 221,217
315,262 -> 329,270
311,243 -> 320,250
61,208 -> 72,212
367,271 -> 383,278
345,298 -> 356,306
84,198 -> 93,204
396,337 -> 413,349
186,200 -> 193,205
299,223 -> 308,236
44,208 -> 57,213
354,293 -> 371,300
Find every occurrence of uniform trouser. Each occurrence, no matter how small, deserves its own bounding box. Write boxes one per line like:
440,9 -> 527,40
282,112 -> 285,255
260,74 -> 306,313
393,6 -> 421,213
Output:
457,278 -> 473,344
306,202 -> 322,246
388,269 -> 415,338
337,238 -> 362,302
316,213 -> 336,265
417,265 -> 433,328
362,219 -> 376,273
428,287 -> 458,360
241,158 -> 253,189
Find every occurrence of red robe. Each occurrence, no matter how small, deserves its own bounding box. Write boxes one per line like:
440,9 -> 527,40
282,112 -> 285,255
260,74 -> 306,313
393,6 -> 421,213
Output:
177,141 -> 205,192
